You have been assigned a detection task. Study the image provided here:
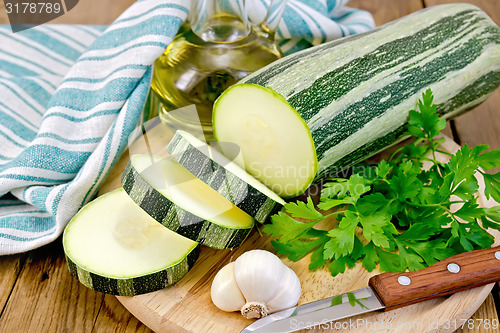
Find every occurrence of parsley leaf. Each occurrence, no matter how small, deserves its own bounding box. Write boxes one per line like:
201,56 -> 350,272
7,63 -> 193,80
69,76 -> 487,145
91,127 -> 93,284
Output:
362,243 -> 379,272
407,89 -> 446,139
272,237 -> 325,262
483,172 -> 500,202
285,197 -> 324,220
395,241 -> 426,271
263,212 -> 317,243
359,211 -> 394,248
376,160 -> 392,179
356,193 -> 389,216
324,210 -> 358,259
478,150 -> 500,170
309,244 -> 327,270
376,247 -> 403,272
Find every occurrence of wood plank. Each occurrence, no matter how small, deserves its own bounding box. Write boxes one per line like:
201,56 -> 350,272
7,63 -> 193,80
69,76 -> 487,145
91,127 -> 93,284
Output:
0,1 -> 7,24
0,238 -> 104,333
424,0 -> 499,23
457,294 -> 499,333
0,0 -> 135,25
50,0 -> 136,24
349,0 -> 424,26
0,253 -> 25,314
92,295 -> 154,333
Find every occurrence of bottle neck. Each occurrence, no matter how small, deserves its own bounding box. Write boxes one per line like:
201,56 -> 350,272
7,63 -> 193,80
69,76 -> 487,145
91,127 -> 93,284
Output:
189,0 -> 251,43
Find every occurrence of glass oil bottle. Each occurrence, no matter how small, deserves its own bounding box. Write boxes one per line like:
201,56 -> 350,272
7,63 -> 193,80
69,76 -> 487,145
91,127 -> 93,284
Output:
148,0 -> 287,140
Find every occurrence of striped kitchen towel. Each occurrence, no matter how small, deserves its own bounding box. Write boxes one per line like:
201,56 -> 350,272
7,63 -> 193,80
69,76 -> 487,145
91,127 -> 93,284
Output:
0,0 -> 375,255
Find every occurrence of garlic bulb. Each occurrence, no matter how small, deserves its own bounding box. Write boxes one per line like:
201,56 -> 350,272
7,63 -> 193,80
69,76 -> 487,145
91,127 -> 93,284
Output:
211,249 -> 301,319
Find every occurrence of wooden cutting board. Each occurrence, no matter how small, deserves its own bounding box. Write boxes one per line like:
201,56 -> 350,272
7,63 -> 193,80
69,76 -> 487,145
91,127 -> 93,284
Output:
98,119 -> 500,333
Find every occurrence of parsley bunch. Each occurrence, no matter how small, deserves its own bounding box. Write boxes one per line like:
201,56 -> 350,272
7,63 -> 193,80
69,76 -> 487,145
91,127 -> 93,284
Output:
263,89 -> 500,276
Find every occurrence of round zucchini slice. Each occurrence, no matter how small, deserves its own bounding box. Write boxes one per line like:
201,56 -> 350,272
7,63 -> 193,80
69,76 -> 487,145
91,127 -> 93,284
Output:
167,130 -> 285,223
63,188 -> 200,296
121,154 -> 254,249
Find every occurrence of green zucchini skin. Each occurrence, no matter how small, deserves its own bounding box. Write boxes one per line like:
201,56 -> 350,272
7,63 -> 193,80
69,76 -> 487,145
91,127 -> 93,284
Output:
220,4 -> 500,182
167,131 -> 284,223
65,245 -> 200,296
121,159 -> 252,249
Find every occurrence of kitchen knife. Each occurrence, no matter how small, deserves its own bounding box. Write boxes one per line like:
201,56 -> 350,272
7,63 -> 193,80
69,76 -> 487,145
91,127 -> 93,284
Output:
241,245 -> 500,333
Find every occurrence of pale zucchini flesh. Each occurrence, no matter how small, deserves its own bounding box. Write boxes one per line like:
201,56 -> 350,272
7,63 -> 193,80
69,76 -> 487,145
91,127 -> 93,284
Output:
213,84 -> 317,198
122,155 -> 254,249
213,4 -> 500,198
63,188 -> 200,296
167,130 -> 286,222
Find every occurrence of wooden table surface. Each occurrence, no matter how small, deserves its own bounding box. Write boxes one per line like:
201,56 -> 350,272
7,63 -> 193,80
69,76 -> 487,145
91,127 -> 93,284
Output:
1,0 -> 499,332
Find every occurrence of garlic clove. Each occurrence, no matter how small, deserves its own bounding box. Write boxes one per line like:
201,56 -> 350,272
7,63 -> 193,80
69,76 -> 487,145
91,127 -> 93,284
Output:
211,262 -> 246,312
211,249 -> 302,319
234,249 -> 285,303
265,265 -> 301,313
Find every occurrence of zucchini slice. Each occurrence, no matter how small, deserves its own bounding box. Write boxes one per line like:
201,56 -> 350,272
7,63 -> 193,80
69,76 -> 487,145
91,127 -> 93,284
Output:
213,84 -> 317,199
121,154 -> 254,249
167,130 -> 285,223
63,188 -> 200,296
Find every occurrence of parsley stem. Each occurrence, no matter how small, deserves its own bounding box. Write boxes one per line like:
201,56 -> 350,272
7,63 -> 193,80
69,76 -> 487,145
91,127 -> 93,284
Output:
388,137 -> 425,161
388,146 -> 405,161
404,201 -> 435,208
435,149 -> 453,157
323,210 -> 347,219
404,200 -> 465,208
307,211 -> 348,226
420,156 -> 439,163
373,178 -> 391,185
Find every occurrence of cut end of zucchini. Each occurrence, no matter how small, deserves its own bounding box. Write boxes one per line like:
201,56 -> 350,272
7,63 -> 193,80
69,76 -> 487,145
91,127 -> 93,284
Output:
213,84 -> 318,198
122,155 -> 254,249
167,130 -> 285,222
63,188 -> 199,296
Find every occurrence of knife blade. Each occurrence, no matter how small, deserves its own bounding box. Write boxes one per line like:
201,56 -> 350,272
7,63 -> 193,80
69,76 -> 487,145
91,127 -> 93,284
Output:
241,245 -> 500,333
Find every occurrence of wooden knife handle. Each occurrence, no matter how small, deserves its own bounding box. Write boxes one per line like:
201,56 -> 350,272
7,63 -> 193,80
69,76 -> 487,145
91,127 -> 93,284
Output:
368,246 -> 500,311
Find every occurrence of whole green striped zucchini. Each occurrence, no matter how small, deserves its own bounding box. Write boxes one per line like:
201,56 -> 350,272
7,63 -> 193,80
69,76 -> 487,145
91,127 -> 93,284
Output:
213,4 -> 500,198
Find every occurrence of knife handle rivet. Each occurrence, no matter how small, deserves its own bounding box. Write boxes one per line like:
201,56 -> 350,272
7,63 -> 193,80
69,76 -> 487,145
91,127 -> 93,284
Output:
447,263 -> 460,274
495,251 -> 500,260
398,275 -> 411,286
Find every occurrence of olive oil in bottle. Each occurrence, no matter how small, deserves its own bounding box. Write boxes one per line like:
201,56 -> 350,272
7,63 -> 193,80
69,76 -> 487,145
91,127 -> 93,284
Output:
149,0 -> 286,140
